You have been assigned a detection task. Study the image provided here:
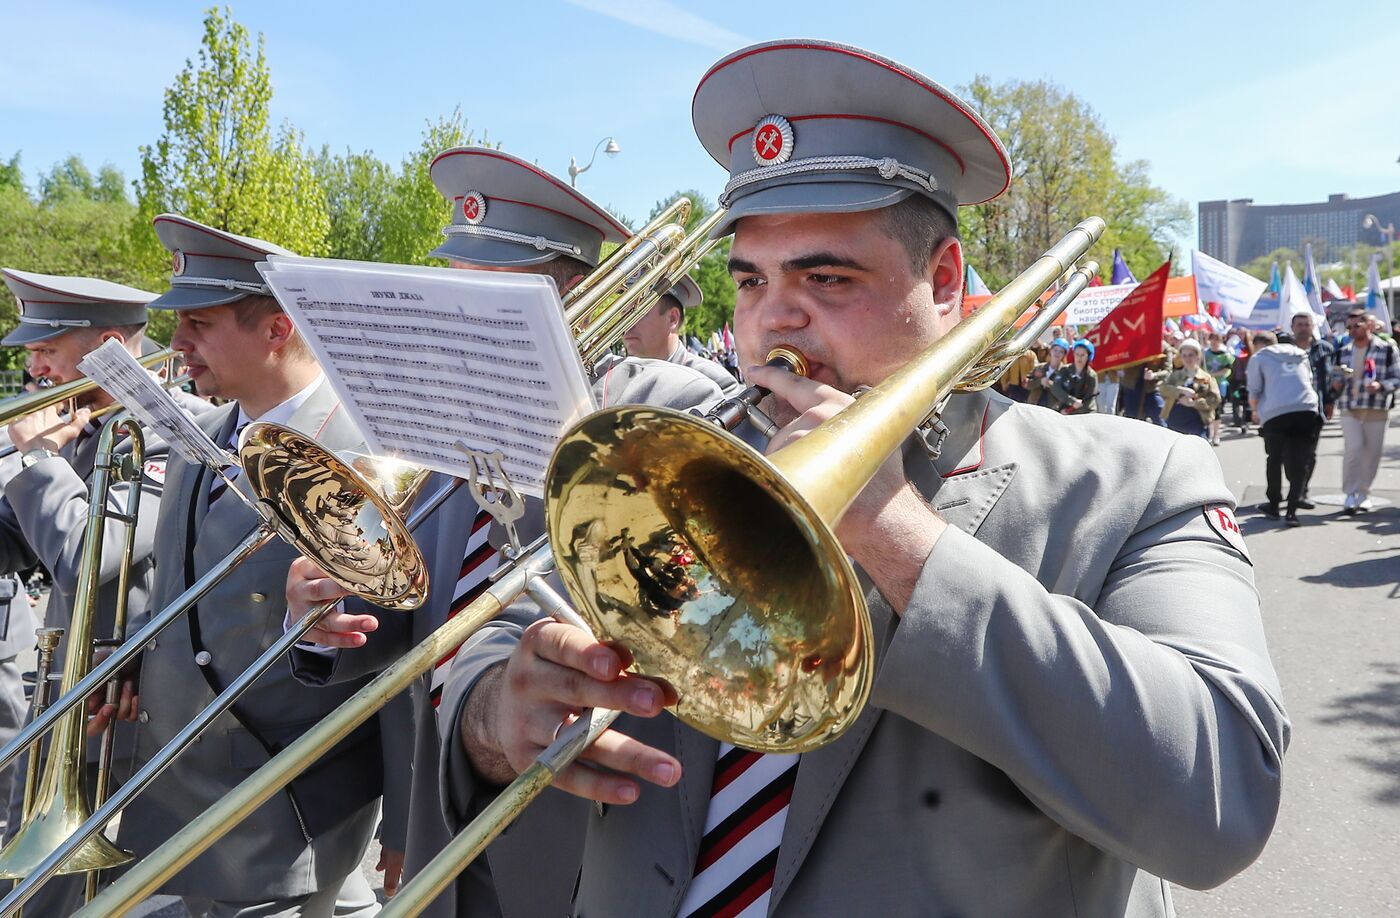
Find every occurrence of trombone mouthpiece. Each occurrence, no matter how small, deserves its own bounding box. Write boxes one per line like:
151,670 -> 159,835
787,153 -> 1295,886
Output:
765,346 -> 809,377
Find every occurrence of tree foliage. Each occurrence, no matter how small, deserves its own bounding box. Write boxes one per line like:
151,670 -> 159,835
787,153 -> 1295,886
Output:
957,77 -> 1190,289
0,156 -> 145,369
647,189 -> 735,340
131,5 -> 329,292
377,111 -> 490,266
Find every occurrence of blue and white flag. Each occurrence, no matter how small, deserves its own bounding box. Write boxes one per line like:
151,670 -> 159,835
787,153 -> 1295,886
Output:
1303,243 -> 1325,315
1366,253 -> 1392,329
1281,262 -> 1314,321
1268,262 -> 1282,296
1191,250 -> 1267,321
965,263 -> 992,296
1110,249 -> 1137,285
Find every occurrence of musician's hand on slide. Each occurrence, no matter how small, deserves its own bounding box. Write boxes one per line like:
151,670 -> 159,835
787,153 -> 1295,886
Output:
85,647 -> 140,736
463,619 -> 680,804
285,556 -> 377,648
10,400 -> 89,454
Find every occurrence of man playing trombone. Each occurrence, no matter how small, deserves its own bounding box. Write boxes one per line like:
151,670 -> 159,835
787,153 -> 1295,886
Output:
434,40 -> 1288,917
101,215 -> 384,917
283,147 -> 726,918
0,270 -> 176,914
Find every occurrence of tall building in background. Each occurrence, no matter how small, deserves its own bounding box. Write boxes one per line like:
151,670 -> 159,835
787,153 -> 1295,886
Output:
1198,191 -> 1400,266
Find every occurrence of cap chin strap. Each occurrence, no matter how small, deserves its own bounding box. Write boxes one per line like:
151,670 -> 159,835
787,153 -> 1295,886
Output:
18,316 -> 93,328
720,155 -> 938,207
170,276 -> 272,295
442,223 -> 583,258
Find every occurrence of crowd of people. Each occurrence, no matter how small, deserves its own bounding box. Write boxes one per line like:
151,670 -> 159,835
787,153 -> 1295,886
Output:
0,37 -> 1289,918
996,307 -> 1400,526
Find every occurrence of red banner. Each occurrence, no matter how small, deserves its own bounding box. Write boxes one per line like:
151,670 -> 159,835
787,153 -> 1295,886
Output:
1085,261 -> 1170,372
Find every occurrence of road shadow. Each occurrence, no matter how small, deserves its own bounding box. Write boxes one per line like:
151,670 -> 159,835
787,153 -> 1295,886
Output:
1319,662 -> 1400,805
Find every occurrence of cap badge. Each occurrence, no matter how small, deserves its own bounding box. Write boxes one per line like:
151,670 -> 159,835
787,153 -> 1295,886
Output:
171,249 -> 186,276
752,114 -> 794,166
463,191 -> 487,225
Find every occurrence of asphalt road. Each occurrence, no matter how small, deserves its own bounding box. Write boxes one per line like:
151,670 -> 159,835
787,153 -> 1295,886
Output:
1171,415 -> 1400,916
25,411 -> 1400,916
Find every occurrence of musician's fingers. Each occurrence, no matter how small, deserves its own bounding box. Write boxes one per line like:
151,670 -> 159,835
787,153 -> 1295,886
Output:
518,657 -> 665,719
745,364 -> 850,415
301,615 -> 377,648
86,705 -> 115,737
522,619 -> 628,682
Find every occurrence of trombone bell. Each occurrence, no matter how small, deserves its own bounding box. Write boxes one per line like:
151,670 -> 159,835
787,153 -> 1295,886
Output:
545,407 -> 871,754
240,423 -> 430,612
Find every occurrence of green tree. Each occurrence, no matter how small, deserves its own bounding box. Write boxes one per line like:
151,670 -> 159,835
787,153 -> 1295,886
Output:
314,148 -> 395,262
131,5 -> 329,291
957,77 -> 1189,289
646,189 -> 736,340
377,109 -> 493,265
1240,247 -> 1299,284
0,156 -> 146,369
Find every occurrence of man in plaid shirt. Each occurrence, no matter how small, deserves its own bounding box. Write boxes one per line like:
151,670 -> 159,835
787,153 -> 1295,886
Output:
1334,308 -> 1400,513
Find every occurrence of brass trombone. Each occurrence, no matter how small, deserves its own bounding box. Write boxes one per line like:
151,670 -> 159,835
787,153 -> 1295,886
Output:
0,349 -> 191,460
81,216 -> 1105,917
5,197 -> 718,913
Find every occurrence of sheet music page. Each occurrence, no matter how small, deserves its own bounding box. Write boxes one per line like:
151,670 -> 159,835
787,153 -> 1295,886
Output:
259,256 -> 594,498
77,340 -> 233,470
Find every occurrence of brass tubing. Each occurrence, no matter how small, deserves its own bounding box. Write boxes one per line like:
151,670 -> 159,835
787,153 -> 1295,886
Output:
561,198 -> 692,309
75,544 -> 560,917
0,350 -> 174,427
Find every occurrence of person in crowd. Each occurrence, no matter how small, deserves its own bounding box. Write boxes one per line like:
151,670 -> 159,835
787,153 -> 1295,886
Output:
997,347 -> 1037,402
1227,343 -> 1253,433
1162,338 -> 1221,439
1247,331 -> 1320,527
435,38 -> 1284,918
1204,332 -> 1235,445
1097,366 -> 1122,415
1289,311 -> 1334,507
1333,308 -> 1400,514
1120,341 -> 1174,426
1050,339 -> 1098,414
1027,337 -> 1069,408
621,276 -> 743,395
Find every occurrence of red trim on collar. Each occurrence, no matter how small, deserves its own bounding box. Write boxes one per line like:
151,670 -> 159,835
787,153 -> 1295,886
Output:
152,216 -> 283,257
694,41 -> 1010,203
430,149 -> 629,238
451,194 -> 606,239
599,364 -> 614,408
727,113 -> 967,175
315,400 -> 340,438
944,402 -> 990,477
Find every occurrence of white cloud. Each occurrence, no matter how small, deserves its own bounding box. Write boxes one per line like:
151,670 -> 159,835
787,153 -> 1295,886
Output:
563,0 -> 750,52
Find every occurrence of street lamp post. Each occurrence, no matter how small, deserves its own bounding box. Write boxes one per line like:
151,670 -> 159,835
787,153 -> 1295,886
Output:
1362,213 -> 1396,321
568,136 -> 621,188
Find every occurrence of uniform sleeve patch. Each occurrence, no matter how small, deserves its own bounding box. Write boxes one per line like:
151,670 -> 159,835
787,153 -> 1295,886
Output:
1203,504 -> 1249,562
143,460 -> 167,485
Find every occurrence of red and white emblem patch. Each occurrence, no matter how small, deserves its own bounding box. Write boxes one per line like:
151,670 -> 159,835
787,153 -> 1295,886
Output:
143,459 -> 167,485
752,114 -> 794,166
462,191 -> 486,225
1203,504 -> 1249,561
171,249 -> 186,276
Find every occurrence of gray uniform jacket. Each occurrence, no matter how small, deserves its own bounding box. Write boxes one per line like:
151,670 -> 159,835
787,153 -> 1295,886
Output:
0,417 -> 169,669
118,380 -> 384,900
437,388 -> 1288,918
292,356 -> 724,918
668,341 -> 743,395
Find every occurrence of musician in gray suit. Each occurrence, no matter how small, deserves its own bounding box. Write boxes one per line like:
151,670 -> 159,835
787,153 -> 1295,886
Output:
436,40 -> 1288,918
622,276 -> 743,395
107,214 -> 381,918
284,148 -> 725,918
0,270 -> 179,912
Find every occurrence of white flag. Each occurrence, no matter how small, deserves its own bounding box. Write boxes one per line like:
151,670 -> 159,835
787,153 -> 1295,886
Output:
1280,262 -> 1314,321
1325,277 -> 1345,300
1191,250 -> 1267,320
1366,254 -> 1393,329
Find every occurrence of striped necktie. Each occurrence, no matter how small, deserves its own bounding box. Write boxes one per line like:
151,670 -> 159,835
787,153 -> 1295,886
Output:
677,745 -> 800,918
429,506 -> 500,708
208,422 -> 248,505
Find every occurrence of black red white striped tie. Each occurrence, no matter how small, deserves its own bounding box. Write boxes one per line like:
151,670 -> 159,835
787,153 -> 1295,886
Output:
677,745 -> 800,918
429,507 -> 499,707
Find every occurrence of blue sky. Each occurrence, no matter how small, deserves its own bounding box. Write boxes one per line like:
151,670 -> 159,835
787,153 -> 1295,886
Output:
3,0 -> 1398,247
